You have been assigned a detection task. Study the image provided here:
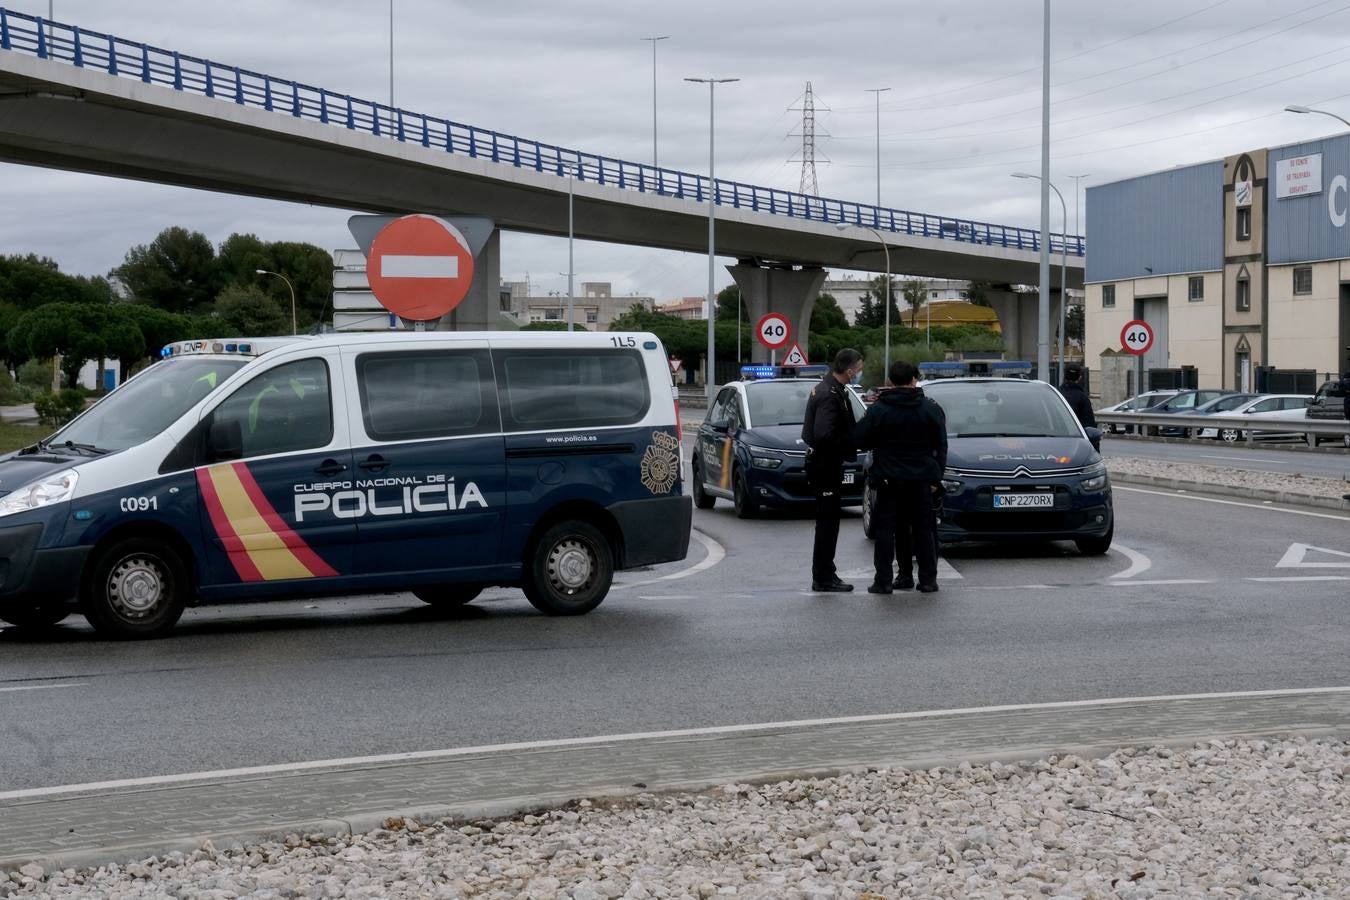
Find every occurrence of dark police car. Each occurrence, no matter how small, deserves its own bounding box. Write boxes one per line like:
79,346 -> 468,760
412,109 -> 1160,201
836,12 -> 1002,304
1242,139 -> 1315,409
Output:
691,366 -> 869,517
863,378 -> 1113,554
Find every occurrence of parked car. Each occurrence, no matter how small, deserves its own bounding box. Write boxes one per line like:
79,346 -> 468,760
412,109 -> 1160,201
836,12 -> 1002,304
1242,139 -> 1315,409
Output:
1190,392 -> 1261,441
1199,394 -> 1314,443
1096,390 -> 1181,434
1146,389 -> 1239,436
1304,378 -> 1349,447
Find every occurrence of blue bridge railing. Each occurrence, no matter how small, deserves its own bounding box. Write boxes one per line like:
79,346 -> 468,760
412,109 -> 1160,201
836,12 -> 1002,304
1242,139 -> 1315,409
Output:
0,8 -> 1085,258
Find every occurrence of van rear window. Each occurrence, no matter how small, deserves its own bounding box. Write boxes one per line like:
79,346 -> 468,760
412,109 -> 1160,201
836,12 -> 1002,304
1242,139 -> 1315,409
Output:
496,349 -> 649,431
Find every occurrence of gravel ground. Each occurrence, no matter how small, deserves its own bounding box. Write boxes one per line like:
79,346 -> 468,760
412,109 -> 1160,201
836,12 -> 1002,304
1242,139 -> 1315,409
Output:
6,738 -> 1348,898
1103,454 -> 1350,501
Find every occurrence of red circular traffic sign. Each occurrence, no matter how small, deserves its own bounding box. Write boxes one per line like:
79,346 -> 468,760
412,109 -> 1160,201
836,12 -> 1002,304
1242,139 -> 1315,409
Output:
367,215 -> 476,321
756,312 -> 792,350
1120,319 -> 1155,356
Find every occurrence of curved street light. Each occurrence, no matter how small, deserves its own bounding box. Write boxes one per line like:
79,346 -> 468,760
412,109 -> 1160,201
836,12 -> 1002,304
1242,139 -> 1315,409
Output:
1284,105 -> 1350,129
255,269 -> 297,336
1013,172 -> 1069,380
837,223 -> 893,376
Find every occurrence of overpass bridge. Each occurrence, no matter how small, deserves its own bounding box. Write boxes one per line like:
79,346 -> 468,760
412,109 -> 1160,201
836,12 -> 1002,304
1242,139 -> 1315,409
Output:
0,8 -> 1084,360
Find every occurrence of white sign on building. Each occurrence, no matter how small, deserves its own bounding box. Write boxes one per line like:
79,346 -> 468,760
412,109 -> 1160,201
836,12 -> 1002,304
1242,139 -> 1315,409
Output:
1275,153 -> 1322,199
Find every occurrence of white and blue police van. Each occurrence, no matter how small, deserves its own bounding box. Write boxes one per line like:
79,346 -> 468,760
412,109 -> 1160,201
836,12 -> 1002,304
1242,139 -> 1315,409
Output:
0,331 -> 691,638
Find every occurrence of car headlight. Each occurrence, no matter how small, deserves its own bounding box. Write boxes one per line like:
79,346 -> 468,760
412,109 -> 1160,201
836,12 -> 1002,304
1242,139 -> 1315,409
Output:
748,445 -> 784,469
0,468 -> 79,517
940,470 -> 963,494
1079,461 -> 1108,492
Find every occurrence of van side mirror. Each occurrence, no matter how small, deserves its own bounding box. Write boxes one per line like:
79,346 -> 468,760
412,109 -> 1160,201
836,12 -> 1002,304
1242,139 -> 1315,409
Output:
207,419 -> 243,461
1084,426 -> 1102,452
708,419 -> 730,433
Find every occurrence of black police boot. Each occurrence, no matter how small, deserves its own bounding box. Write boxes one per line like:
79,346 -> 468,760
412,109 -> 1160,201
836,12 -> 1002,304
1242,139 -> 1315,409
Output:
917,582 -> 939,593
867,581 -> 893,595
812,577 -> 855,593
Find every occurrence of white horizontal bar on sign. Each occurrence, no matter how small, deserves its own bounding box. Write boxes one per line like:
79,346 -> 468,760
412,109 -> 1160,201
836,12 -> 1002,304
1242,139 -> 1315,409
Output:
331,248 -> 367,270
333,269 -> 369,290
380,255 -> 458,279
332,291 -> 385,311
334,311 -> 401,332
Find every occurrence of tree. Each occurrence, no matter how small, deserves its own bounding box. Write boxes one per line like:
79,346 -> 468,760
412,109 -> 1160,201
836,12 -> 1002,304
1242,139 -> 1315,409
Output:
963,279 -> 994,307
120,304 -> 201,363
854,276 -> 900,329
1066,304 -> 1084,345
115,227 -> 220,313
810,293 -> 848,333
213,284 -> 289,336
902,279 -> 928,326
265,241 -> 334,329
715,284 -> 749,323
10,303 -> 145,389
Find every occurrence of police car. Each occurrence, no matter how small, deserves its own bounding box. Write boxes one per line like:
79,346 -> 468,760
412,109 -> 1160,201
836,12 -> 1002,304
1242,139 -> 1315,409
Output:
691,365 -> 869,517
862,377 -> 1112,554
0,331 -> 691,638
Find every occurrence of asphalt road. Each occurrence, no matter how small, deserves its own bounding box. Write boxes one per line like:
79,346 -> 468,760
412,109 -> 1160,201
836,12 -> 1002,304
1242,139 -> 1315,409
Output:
1103,435 -> 1350,480
2,447 -> 1348,791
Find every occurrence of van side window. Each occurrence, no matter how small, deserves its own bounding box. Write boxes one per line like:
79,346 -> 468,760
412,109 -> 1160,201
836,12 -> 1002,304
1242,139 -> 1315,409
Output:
496,349 -> 650,431
209,358 -> 332,458
356,350 -> 498,441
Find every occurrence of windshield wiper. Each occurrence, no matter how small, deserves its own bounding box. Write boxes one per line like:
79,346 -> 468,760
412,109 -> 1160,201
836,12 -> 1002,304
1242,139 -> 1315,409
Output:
56,440 -> 110,456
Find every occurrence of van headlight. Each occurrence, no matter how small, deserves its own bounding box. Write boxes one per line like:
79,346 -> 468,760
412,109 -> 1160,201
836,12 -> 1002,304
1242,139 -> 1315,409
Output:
1079,461 -> 1108,492
0,469 -> 79,517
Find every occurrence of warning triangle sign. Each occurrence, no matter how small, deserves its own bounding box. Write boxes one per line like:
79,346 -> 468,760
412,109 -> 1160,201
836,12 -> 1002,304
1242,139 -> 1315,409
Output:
781,343 -> 808,366
1276,543 -> 1350,568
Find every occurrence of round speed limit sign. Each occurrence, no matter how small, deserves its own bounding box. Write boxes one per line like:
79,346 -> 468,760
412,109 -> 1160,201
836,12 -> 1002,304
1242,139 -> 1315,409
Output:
1120,319 -> 1155,355
756,312 -> 792,350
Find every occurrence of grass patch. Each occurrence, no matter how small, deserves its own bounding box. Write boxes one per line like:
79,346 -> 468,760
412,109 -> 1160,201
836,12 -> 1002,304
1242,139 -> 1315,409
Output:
0,420 -> 50,454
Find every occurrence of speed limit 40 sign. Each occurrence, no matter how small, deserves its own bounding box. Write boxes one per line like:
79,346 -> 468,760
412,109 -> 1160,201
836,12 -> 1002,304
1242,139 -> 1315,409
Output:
756,312 -> 792,350
1120,320 -> 1155,355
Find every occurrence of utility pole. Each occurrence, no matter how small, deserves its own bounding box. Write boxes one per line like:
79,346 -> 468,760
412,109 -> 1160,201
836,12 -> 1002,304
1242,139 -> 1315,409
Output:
641,37 -> 669,169
865,88 -> 890,208
388,0 -> 394,109
1036,0 -> 1051,383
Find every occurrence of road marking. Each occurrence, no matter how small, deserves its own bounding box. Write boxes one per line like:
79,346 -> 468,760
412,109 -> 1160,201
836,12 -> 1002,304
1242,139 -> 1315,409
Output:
637,594 -> 696,601
1246,576 -> 1350,583
6,685 -> 1348,802
1108,542 -> 1152,579
611,529 -> 724,591
840,559 -> 962,582
0,683 -> 86,694
1197,454 -> 1288,465
1107,578 -> 1212,586
1115,486 -> 1350,522
1276,543 -> 1350,568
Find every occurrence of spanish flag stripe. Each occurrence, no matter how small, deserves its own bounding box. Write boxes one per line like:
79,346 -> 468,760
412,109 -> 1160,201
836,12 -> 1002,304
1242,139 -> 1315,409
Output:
229,462 -> 338,577
196,467 -> 264,583
206,465 -> 316,581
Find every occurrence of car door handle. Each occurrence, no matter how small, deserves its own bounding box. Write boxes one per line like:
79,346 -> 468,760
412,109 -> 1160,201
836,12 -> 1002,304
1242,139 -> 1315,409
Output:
358,454 -> 390,472
314,459 -> 347,476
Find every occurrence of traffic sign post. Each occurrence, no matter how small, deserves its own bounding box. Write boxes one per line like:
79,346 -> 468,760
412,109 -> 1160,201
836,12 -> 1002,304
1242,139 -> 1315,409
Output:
755,312 -> 792,351
1120,320 -> 1155,356
366,215 -> 477,323
781,343 -> 808,366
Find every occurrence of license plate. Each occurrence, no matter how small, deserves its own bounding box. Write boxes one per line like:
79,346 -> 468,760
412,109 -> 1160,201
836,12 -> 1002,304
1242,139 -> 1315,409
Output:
842,472 -> 856,485
993,492 -> 1054,509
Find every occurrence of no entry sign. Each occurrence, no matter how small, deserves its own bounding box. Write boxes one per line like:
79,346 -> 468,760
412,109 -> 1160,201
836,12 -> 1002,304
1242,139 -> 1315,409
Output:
367,215 -> 476,321
1120,319 -> 1155,356
756,312 -> 792,350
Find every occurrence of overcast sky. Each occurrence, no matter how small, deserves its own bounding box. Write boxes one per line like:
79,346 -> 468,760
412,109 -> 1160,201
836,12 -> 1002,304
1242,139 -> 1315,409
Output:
4,0 -> 1350,300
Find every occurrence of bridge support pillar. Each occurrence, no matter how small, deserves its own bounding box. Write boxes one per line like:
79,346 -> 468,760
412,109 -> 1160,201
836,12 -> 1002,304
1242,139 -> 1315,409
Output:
988,287 -> 1064,375
436,228 -> 501,332
727,262 -> 826,365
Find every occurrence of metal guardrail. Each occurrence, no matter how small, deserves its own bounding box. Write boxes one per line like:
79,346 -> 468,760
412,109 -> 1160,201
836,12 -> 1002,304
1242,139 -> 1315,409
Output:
1097,411 -> 1349,443
0,7 -> 1087,257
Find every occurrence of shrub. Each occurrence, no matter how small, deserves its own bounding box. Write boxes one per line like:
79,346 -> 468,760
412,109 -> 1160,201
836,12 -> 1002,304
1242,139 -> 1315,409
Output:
34,389 -> 87,428
17,359 -> 52,392
0,369 -> 28,405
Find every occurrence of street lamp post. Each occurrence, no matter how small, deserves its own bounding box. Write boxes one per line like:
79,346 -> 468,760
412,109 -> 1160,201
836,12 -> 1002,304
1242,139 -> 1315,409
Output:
388,0 -> 394,109
837,223 -> 891,377
686,76 -> 739,402
567,165 -> 580,331
1013,173 -> 1068,380
641,37 -> 670,169
864,88 -> 890,209
1285,104 -> 1350,128
255,269 -> 297,336
1036,0 -> 1052,383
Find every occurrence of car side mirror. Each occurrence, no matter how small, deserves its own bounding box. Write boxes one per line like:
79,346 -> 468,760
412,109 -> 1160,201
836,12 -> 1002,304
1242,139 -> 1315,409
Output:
1084,426 -> 1101,452
207,418 -> 243,461
708,419 -> 730,434
1304,398 -> 1315,408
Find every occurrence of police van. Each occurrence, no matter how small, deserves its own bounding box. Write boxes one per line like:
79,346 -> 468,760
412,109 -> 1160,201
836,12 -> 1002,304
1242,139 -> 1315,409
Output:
0,331 -> 691,638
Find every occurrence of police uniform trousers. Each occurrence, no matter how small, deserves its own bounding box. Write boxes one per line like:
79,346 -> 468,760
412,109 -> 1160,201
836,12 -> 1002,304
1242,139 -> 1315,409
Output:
806,454 -> 844,584
871,476 -> 937,588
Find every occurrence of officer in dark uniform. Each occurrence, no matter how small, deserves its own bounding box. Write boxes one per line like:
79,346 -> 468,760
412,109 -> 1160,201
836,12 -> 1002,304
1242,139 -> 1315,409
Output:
854,360 -> 947,594
1057,366 -> 1096,430
802,348 -> 865,592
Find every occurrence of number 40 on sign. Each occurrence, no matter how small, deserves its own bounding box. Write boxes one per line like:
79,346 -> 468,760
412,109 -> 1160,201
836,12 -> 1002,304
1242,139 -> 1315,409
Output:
1120,320 -> 1154,356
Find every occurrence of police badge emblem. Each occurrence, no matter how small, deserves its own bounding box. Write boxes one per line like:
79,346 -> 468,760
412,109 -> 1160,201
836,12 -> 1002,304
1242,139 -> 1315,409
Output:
640,431 -> 680,494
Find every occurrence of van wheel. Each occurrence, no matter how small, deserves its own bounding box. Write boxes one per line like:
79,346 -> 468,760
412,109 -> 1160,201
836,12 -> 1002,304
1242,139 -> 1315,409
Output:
733,468 -> 759,519
81,538 -> 187,639
413,585 -> 482,608
691,460 -> 715,510
0,600 -> 70,630
1074,527 -> 1113,556
523,521 -> 613,616
862,485 -> 877,540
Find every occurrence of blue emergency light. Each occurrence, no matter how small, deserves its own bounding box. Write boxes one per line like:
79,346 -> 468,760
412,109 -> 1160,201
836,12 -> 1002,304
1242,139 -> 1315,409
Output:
739,364 -> 828,380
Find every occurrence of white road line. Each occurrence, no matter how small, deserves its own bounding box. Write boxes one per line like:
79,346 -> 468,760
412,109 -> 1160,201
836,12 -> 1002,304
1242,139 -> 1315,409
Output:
0,683 -> 86,694
840,559 -> 962,582
1197,454 -> 1288,465
7,685 -> 1347,802
1108,541 -> 1152,580
1115,486 -> 1350,522
1245,576 -> 1350,583
611,529 -> 724,591
1107,578 -> 1212,586
637,594 -> 696,601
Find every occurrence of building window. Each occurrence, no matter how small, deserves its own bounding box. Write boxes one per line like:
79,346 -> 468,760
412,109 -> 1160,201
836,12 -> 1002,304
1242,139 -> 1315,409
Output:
1236,277 -> 1250,311
1102,284 -> 1115,308
586,310 -> 598,324
1236,206 -> 1251,241
1188,275 -> 1204,302
544,309 -> 562,320
1293,266 -> 1312,295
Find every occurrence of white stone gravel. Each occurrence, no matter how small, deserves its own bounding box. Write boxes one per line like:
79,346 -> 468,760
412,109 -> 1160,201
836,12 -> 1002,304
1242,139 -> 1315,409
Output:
6,738 -> 1349,898
1104,454 -> 1350,501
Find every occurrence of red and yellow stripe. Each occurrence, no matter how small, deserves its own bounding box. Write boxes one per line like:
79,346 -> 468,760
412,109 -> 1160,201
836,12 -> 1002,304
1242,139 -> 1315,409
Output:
197,462 -> 338,582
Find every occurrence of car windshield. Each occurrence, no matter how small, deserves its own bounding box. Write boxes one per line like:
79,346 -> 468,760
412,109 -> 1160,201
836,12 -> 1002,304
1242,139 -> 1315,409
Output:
926,381 -> 1083,439
47,357 -> 248,453
744,379 -> 865,427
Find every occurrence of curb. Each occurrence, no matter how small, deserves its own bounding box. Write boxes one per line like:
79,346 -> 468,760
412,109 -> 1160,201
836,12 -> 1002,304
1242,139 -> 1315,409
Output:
3,726 -> 1345,877
1110,472 -> 1350,511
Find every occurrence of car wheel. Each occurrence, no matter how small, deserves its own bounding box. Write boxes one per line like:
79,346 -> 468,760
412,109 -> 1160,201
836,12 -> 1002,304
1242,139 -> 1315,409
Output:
691,460 -> 715,510
523,520 -> 613,616
413,585 -> 482,608
1220,428 -> 1241,444
0,600 -> 71,630
81,538 -> 188,639
1074,527 -> 1113,556
732,467 -> 759,519
862,485 -> 877,540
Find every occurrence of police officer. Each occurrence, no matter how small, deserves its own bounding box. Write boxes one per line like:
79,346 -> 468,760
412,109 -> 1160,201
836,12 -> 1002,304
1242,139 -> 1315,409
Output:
803,348 -> 865,592
1057,366 -> 1096,430
854,360 -> 947,594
